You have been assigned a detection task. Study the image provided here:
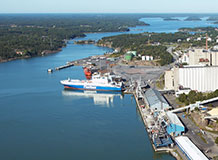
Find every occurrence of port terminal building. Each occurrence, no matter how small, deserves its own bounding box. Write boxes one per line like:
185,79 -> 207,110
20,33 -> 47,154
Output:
175,136 -> 209,160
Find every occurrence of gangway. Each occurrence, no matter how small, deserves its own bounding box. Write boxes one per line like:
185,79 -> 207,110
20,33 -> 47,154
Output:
171,96 -> 218,113
170,104 -> 197,113
199,96 -> 218,105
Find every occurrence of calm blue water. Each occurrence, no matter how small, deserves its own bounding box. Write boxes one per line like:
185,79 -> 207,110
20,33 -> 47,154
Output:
0,16 -> 216,160
80,17 -> 218,41
135,17 -> 218,33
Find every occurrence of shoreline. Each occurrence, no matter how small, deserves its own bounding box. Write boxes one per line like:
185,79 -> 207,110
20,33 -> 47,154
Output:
0,30 -> 129,64
0,48 -> 62,64
0,21 -> 151,64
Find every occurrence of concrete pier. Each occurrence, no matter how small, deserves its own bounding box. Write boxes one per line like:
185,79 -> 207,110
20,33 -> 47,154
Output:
55,63 -> 74,70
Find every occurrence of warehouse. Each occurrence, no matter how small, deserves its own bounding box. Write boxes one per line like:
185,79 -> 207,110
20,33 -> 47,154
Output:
144,88 -> 171,112
166,112 -> 185,136
175,136 -> 209,160
165,66 -> 218,92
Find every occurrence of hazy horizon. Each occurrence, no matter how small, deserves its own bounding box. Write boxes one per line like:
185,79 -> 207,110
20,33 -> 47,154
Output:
0,12 -> 218,15
2,0 -> 218,14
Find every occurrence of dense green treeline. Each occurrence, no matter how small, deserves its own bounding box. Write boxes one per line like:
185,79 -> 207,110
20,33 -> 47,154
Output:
98,32 -> 190,47
98,32 -> 190,65
0,14 -> 147,61
0,14 -> 147,29
178,90 -> 218,105
0,26 -> 84,59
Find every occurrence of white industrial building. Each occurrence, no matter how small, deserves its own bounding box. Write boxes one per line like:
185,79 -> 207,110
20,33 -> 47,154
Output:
175,136 -> 209,160
165,66 -> 218,92
188,49 -> 218,66
142,55 -> 153,61
167,48 -> 218,92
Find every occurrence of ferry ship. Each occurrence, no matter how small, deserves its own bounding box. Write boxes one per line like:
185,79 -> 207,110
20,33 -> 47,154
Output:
60,73 -> 123,91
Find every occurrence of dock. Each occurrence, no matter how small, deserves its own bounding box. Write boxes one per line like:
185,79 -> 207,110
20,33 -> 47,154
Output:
47,54 -> 119,73
47,62 -> 74,73
129,81 -> 185,160
55,62 -> 74,70
133,92 -> 173,152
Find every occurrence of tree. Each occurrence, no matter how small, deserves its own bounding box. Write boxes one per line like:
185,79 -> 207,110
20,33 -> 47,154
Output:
188,90 -> 197,104
178,93 -> 187,103
215,137 -> 218,144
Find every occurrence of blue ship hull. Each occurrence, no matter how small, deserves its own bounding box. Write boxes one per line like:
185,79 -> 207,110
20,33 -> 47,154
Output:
63,84 -> 122,92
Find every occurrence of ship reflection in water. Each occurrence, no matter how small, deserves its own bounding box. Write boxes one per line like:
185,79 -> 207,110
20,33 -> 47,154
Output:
62,89 -> 123,107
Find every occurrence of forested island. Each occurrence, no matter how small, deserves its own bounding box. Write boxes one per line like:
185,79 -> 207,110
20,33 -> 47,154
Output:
163,18 -> 180,21
0,14 -> 149,62
184,17 -> 202,21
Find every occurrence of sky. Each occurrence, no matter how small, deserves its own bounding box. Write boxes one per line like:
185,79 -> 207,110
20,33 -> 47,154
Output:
2,0 -> 218,13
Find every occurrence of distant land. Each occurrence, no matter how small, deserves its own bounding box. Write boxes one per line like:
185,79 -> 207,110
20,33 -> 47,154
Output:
1,13 -> 218,62
0,14 -> 149,62
184,16 -> 202,21
163,18 -> 180,21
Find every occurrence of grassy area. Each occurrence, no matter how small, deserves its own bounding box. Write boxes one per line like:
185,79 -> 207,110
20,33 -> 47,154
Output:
156,80 -> 164,89
156,74 -> 165,89
197,132 -> 207,144
213,156 -> 218,160
175,98 -> 185,107
108,53 -> 122,58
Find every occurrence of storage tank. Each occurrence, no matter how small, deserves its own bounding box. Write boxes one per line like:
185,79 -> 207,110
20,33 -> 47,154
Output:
124,53 -> 133,61
146,56 -> 150,61
142,56 -> 146,61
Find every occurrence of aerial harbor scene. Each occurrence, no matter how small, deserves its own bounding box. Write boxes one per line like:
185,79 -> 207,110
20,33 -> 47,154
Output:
1,0 -> 218,160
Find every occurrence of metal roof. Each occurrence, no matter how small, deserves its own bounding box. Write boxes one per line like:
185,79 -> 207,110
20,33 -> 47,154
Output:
175,136 -> 209,160
167,112 -> 184,127
145,88 -> 170,108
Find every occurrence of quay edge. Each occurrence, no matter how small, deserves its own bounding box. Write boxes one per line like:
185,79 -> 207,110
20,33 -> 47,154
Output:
133,92 -> 183,160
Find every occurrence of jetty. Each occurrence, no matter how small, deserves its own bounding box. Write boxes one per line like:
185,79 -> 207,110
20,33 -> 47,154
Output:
47,62 -> 74,72
55,62 -> 74,70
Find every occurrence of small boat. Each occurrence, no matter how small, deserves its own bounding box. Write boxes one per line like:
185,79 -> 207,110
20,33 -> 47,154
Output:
60,73 -> 123,92
47,68 -> 53,73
